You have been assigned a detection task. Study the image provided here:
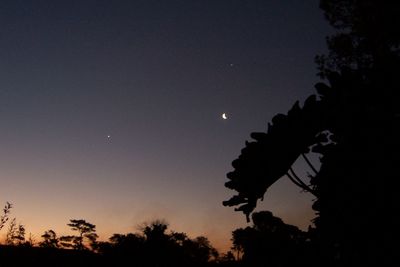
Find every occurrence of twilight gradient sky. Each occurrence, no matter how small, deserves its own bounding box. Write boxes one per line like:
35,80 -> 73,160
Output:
0,0 -> 331,250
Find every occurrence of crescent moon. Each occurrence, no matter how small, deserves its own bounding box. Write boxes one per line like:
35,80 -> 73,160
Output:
222,113 -> 227,120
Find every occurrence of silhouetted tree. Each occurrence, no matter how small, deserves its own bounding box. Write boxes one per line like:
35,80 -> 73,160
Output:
141,220 -> 174,266
96,232 -> 146,266
224,1 -> 400,266
40,230 -> 59,248
231,211 -> 308,267
5,218 -> 25,246
98,220 -> 219,267
59,235 -> 75,249
0,202 -> 12,231
219,251 -> 236,263
142,219 -> 169,243
108,232 -> 145,255
170,231 -> 189,246
25,233 -> 36,247
316,0 -> 400,78
196,236 -> 219,262
60,219 -> 98,250
231,227 -> 251,261
109,233 -> 145,247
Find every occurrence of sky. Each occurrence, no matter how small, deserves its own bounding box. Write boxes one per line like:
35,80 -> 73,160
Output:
0,0 -> 331,251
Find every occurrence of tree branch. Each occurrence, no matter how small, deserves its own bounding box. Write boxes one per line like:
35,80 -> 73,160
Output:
301,153 -> 318,175
287,168 -> 317,196
286,172 -> 306,189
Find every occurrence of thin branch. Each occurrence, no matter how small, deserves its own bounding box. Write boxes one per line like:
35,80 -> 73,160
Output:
289,168 -> 311,188
288,168 -> 317,196
286,172 -> 303,187
286,172 -> 306,189
286,172 -> 314,194
302,153 -> 318,175
0,202 -> 12,231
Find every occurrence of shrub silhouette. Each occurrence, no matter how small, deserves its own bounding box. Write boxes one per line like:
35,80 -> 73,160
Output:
5,218 -> 26,246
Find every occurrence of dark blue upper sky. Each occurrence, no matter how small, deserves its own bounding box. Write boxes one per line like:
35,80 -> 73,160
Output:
0,0 -> 331,250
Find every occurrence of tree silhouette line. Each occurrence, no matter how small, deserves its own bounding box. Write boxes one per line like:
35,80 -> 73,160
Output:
1,202 -> 311,267
0,204 -> 234,267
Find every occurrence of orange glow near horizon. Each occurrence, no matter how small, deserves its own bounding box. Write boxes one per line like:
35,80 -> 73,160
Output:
1,175 -> 315,253
0,0 -> 326,256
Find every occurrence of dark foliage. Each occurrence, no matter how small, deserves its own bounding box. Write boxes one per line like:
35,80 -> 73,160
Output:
59,219 -> 98,250
0,220 -> 223,267
0,245 -> 101,267
40,230 -> 59,248
224,0 -> 400,266
98,220 -> 219,267
231,211 -> 313,267
316,0 -> 400,78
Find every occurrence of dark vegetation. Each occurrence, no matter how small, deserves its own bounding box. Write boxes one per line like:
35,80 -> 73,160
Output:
0,205 -> 302,267
1,210 -> 225,267
224,0 -> 399,266
2,1 -> 398,266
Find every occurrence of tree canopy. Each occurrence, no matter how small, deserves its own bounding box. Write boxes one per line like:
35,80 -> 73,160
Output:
224,0 -> 400,265
231,211 -> 309,267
